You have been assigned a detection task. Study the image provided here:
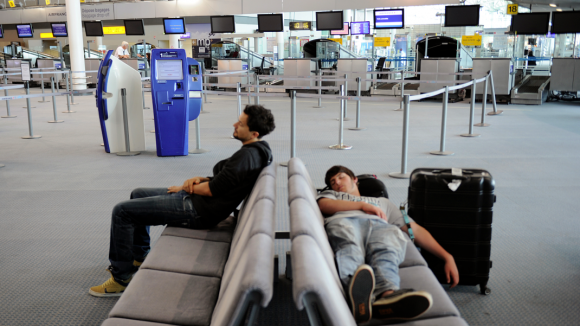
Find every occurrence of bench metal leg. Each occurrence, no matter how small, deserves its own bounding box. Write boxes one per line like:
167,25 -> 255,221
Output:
285,251 -> 292,280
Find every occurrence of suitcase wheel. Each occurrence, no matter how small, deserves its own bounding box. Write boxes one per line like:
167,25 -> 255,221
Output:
480,284 -> 491,295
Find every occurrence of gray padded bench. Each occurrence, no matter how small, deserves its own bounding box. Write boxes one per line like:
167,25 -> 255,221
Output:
101,164 -> 277,326
287,158 -> 468,326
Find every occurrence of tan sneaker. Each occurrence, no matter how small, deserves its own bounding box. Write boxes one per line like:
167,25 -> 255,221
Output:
372,289 -> 433,321
89,267 -> 132,297
348,265 -> 375,324
133,260 -> 143,267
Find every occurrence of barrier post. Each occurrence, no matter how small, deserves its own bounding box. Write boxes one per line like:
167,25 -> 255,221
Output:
21,81 -> 42,139
460,80 -> 481,137
329,85 -> 352,150
38,70 -> 49,103
487,70 -> 503,115
48,77 -> 64,123
475,75 -> 490,127
395,71 -> 404,111
343,74 -> 350,120
237,82 -> 242,117
313,69 -> 324,108
430,86 -> 453,156
247,69 -> 251,104
203,73 -> 211,104
141,88 -> 150,110
348,77 -> 366,131
2,75 -> 16,118
69,72 -> 78,105
255,74 -> 260,105
280,91 -> 297,167
116,88 -> 140,156
189,115 -> 209,154
389,95 -> 411,179
62,71 -> 75,113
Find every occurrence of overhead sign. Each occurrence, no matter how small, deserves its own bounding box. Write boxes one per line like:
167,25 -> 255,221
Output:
462,35 -> 482,46
40,33 -> 55,38
103,26 -> 126,35
330,38 -> 342,45
289,21 -> 311,31
374,37 -> 391,47
507,4 -> 518,15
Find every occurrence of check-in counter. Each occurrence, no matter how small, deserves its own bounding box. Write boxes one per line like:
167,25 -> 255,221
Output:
6,59 -> 32,83
550,58 -> 580,92
337,58 -> 371,93
284,59 -> 316,87
472,58 -> 514,96
217,59 -> 248,87
419,58 -> 459,94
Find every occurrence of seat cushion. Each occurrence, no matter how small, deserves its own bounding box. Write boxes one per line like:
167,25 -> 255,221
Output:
161,215 -> 236,243
109,269 -> 220,326
141,235 -> 230,277
102,318 -> 180,326
400,236 -> 428,268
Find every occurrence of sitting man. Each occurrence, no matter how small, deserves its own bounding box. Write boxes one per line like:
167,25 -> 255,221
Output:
89,105 -> 275,297
317,166 -> 459,323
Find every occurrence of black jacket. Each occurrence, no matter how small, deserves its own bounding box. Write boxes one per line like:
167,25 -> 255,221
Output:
191,141 -> 273,227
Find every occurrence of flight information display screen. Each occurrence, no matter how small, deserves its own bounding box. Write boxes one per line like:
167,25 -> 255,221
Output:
350,21 -> 370,35
16,24 -> 33,38
163,18 -> 186,34
156,60 -> 183,80
51,23 -> 68,37
374,9 -> 404,29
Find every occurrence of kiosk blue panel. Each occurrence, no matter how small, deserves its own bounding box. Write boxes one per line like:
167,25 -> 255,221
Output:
151,49 -> 202,156
96,50 -> 114,153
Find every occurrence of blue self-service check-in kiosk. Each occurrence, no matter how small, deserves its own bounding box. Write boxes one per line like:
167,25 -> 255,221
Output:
96,50 -> 146,153
151,49 -> 202,156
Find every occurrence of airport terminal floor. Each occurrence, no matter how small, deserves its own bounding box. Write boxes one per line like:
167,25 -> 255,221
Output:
1,88 -> 580,325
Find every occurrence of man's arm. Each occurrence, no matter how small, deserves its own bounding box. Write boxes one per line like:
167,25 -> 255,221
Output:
400,222 -> 459,288
167,177 -> 212,196
317,198 -> 386,220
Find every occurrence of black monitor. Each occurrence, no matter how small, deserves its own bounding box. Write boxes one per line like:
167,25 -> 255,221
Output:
210,16 -> 236,33
511,12 -> 550,35
124,19 -> 145,36
257,14 -> 284,32
551,11 -> 580,34
0,25 -> 4,39
373,9 -> 404,29
50,23 -> 68,37
84,21 -> 104,37
316,11 -> 344,31
16,24 -> 34,38
444,5 -> 480,27
163,18 -> 186,34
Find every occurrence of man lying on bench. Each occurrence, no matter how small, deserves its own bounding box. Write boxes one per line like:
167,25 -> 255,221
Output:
89,105 -> 276,297
317,166 -> 459,323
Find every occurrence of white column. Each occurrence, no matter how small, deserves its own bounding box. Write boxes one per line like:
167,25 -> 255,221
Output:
254,37 -> 259,53
169,35 -> 180,49
276,32 -> 284,60
66,0 -> 86,90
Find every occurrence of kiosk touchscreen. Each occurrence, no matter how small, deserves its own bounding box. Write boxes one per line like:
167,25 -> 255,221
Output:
96,50 -> 146,153
151,49 -> 202,156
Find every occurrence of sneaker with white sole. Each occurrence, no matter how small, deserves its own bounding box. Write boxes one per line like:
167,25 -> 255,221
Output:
372,289 -> 433,321
348,264 -> 375,324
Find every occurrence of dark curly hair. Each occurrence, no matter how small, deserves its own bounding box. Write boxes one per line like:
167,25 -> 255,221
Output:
324,165 -> 356,188
244,105 -> 276,138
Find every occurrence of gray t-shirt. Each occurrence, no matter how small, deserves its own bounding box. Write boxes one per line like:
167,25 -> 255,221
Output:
316,190 -> 414,227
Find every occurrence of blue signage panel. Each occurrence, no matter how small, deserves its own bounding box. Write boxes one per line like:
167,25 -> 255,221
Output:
374,9 -> 404,29
350,21 -> 370,35
16,24 -> 33,38
0,25 -> 3,38
51,23 -> 68,37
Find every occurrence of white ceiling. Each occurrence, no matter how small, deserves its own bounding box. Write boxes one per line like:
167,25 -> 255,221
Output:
512,0 -> 580,11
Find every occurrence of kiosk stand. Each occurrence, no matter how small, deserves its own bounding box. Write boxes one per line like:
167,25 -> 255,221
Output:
96,50 -> 146,154
151,49 -> 202,156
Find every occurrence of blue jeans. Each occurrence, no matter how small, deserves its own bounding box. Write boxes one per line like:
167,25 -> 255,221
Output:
109,188 -> 205,281
325,217 -> 407,298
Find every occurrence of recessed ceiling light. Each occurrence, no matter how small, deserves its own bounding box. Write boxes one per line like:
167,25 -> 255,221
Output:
550,4 -> 557,7
556,8 -> 562,11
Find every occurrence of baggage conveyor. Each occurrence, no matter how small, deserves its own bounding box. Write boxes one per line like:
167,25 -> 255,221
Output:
511,75 -> 550,105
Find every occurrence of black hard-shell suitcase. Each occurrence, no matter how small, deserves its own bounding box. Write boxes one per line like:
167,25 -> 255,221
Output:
407,168 -> 495,295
